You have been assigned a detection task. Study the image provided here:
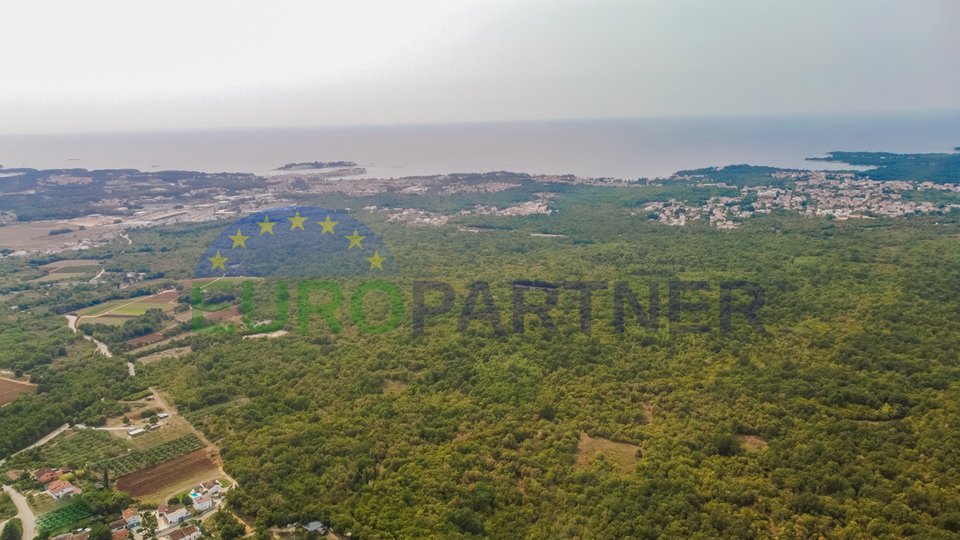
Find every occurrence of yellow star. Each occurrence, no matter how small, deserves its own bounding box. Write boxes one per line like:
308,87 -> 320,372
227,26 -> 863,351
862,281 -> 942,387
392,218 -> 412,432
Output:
208,250 -> 228,272
258,214 -> 276,235
288,211 -> 307,231
367,250 -> 385,270
345,228 -> 366,250
228,229 -> 249,249
318,215 -> 338,235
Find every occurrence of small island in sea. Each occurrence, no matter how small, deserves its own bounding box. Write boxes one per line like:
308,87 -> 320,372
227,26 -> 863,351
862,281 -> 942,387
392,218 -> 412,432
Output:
275,160 -> 358,171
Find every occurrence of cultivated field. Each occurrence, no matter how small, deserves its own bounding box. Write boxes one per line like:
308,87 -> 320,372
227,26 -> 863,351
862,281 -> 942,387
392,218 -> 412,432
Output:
75,288 -> 180,326
29,259 -> 102,283
35,501 -> 92,534
114,449 -> 220,500
0,377 -> 38,405
100,434 -> 203,476
0,429 -> 129,474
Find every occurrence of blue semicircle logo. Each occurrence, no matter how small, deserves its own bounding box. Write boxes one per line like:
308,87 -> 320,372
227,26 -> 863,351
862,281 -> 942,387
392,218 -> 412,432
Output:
194,206 -> 397,277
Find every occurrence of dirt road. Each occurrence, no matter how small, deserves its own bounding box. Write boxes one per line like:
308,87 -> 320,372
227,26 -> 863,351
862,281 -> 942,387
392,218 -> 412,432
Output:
2,486 -> 36,540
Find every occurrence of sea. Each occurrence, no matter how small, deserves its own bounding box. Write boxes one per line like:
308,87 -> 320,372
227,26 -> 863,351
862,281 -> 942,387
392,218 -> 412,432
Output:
1,113 -> 958,180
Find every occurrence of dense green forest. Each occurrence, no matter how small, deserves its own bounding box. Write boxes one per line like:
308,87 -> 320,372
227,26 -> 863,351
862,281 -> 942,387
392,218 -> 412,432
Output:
3,179 -> 960,538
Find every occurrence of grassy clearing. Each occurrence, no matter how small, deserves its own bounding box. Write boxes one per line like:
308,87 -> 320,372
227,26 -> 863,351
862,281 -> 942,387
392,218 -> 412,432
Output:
574,432 -> 641,474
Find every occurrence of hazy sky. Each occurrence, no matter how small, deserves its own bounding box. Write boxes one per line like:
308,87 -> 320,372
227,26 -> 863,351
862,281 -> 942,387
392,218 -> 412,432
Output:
2,0 -> 958,134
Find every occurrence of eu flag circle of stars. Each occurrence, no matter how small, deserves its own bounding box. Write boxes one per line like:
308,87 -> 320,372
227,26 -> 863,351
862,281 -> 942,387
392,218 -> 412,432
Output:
207,210 -> 385,273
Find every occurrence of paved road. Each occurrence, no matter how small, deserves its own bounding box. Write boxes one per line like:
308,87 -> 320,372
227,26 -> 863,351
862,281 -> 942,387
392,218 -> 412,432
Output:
3,486 -> 36,540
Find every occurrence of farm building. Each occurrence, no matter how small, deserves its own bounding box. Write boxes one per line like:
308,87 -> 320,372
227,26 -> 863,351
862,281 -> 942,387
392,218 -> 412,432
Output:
127,428 -> 146,437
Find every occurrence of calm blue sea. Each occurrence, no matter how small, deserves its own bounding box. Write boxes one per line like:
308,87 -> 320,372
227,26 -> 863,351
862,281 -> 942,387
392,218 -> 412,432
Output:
1,113 -> 958,180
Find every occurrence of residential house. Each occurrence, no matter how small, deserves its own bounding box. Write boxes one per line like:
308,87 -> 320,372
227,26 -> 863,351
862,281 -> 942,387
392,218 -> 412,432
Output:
34,468 -> 58,484
157,504 -> 189,526
162,525 -> 201,540
111,530 -> 129,540
52,532 -> 89,540
198,480 -> 222,495
109,519 -> 127,532
47,480 -> 81,499
122,507 -> 141,529
192,494 -> 213,512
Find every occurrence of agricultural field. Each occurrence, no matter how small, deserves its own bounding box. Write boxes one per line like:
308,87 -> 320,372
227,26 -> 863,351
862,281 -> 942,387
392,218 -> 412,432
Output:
75,288 -> 180,327
35,501 -> 93,534
27,259 -> 102,283
98,434 -> 203,476
0,377 -> 37,405
114,449 -> 219,500
0,429 -> 129,474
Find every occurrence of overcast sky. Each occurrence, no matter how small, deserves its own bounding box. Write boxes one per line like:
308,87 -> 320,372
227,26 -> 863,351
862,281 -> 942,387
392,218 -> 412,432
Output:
1,0 -> 958,134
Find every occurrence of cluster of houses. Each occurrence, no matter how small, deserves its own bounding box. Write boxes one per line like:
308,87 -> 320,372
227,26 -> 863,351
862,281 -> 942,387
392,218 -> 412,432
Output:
32,468 -> 82,500
157,479 -> 225,528
43,479 -> 226,540
638,171 -> 955,228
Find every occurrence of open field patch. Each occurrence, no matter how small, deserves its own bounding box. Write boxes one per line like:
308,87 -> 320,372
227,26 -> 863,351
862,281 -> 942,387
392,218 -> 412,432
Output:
114,449 -> 219,500
0,221 -> 112,251
738,435 -> 768,452
0,377 -> 37,405
382,379 -> 409,395
138,346 -> 192,365
39,259 -> 102,270
574,432 -> 641,474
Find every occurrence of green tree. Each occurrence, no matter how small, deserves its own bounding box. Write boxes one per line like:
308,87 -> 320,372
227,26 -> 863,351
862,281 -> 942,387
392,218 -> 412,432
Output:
88,524 -> 111,540
1,519 -> 22,540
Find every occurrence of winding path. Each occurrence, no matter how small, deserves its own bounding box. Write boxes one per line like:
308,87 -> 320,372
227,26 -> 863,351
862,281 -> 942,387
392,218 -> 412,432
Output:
64,314 -> 115,358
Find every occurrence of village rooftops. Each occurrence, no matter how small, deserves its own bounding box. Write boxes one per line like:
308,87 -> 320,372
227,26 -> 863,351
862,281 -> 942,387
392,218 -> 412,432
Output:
157,504 -> 185,515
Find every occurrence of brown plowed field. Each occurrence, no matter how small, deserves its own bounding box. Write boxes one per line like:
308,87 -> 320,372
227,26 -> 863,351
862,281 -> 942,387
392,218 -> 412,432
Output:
114,449 -> 218,497
0,377 -> 37,405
